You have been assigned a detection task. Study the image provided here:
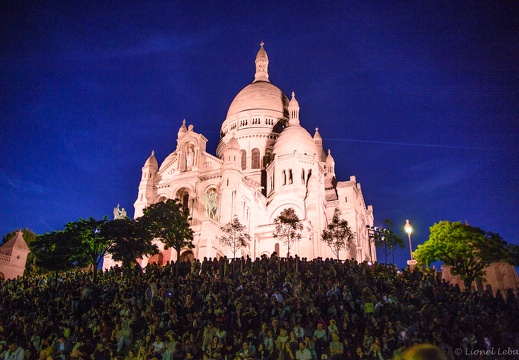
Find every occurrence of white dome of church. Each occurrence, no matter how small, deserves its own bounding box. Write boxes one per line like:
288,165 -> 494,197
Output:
220,42 -> 289,146
224,135 -> 240,151
226,81 -> 289,119
121,42 -> 375,271
273,92 -> 317,157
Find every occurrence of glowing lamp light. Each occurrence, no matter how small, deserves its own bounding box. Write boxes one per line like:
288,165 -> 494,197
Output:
404,219 -> 415,265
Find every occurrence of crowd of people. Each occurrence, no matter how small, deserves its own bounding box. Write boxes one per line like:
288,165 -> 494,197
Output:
1,255 -> 518,360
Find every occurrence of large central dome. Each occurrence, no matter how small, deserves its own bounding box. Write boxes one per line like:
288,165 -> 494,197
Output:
223,42 -> 289,122
226,81 -> 288,118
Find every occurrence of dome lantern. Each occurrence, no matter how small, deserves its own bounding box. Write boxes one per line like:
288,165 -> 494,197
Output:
177,119 -> 187,138
254,42 -> 269,83
288,91 -> 300,125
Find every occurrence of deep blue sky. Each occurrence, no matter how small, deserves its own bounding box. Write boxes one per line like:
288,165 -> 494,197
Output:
2,1 -> 518,269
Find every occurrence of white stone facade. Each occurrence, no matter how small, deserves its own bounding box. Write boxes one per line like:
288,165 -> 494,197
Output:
133,43 -> 375,265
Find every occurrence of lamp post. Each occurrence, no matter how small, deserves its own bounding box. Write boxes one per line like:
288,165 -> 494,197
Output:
404,219 -> 416,267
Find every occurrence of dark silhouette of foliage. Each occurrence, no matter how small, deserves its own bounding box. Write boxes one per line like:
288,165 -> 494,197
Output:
321,208 -> 355,260
219,216 -> 251,260
140,199 -> 194,275
273,208 -> 303,258
102,218 -> 158,270
30,230 -> 83,282
373,219 -> 405,264
64,217 -> 110,284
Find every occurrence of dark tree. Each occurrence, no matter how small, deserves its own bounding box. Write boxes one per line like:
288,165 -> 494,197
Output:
30,230 -> 83,283
321,208 -> 355,260
373,220 -> 405,264
140,199 -> 194,275
219,216 -> 251,260
102,218 -> 158,270
273,208 -> 303,258
65,217 -> 111,284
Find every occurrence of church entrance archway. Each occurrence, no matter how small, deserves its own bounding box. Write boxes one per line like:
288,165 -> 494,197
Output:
180,250 -> 195,263
148,252 -> 164,266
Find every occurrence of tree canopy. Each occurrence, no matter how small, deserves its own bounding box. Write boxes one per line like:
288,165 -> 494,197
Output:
372,219 -> 405,265
273,208 -> 303,258
65,217 -> 111,283
30,230 -> 85,281
414,220 -> 519,290
102,218 -> 158,270
219,217 -> 251,260
140,199 -> 194,274
321,208 -> 355,260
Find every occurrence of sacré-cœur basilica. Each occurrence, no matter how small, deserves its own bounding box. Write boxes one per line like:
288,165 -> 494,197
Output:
126,43 -> 376,266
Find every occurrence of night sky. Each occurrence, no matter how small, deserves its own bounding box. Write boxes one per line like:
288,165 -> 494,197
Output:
2,1 -> 518,269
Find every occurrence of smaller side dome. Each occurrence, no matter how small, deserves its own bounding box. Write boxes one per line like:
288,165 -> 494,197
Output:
223,136 -> 241,167
273,95 -> 317,158
144,150 -> 158,168
224,136 -> 240,152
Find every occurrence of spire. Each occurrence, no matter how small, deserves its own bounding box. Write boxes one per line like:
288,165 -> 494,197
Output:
177,119 -> 187,138
313,128 -> 323,144
288,91 -> 300,125
314,128 -> 326,161
326,149 -> 335,164
254,42 -> 269,83
144,150 -> 158,168
326,149 -> 335,175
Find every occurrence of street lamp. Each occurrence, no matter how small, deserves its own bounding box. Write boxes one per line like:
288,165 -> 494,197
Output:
404,219 -> 416,267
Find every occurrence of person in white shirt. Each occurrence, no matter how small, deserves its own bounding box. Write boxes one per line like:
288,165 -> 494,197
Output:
296,342 -> 312,360
4,341 -> 24,360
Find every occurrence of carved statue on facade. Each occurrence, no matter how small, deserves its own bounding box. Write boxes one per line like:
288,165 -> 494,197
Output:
201,189 -> 218,220
186,146 -> 194,167
113,204 -> 127,219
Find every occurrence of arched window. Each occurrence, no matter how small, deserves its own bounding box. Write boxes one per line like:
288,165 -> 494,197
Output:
288,169 -> 293,184
282,170 -> 287,185
182,193 -> 189,210
251,148 -> 260,169
301,169 -> 305,184
241,150 -> 247,170
176,189 -> 190,211
263,150 -> 272,168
